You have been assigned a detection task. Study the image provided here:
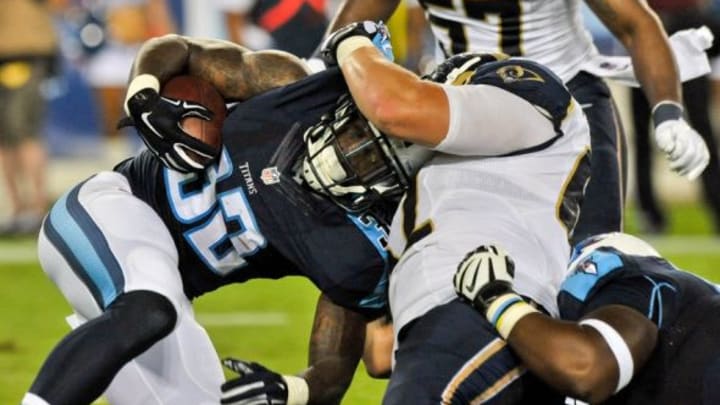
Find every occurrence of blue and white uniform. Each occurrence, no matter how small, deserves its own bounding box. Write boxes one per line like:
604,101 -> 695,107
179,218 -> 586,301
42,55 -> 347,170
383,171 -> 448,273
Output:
37,68 -> 390,404
560,240 -> 720,405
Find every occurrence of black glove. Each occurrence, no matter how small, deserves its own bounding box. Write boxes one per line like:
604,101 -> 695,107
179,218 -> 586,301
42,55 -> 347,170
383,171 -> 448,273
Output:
453,244 -> 516,312
424,52 -> 506,85
122,87 -> 217,173
319,20 -> 393,67
221,358 -> 290,405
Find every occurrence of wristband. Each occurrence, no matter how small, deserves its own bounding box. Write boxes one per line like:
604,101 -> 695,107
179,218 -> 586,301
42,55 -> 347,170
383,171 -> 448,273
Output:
282,375 -> 309,405
485,293 -> 539,339
124,74 -> 160,115
337,36 -> 374,66
579,318 -> 634,393
651,101 -> 683,128
21,393 -> 50,405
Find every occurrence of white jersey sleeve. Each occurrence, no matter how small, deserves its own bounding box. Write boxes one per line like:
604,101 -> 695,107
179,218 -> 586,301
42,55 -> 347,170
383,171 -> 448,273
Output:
435,84 -> 555,156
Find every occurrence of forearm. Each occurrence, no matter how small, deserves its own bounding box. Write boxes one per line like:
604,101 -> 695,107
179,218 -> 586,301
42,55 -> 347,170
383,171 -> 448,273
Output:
129,34 -> 309,101
623,17 -> 681,104
508,314 -> 617,403
339,46 -> 448,146
302,295 -> 366,405
588,0 -> 681,105
326,0 -> 400,34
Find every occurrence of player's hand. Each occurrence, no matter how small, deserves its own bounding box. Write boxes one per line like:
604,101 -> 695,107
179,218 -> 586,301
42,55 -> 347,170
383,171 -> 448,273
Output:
122,75 -> 217,173
453,244 -> 516,312
320,21 -> 393,66
652,102 -> 709,180
424,52 -> 506,85
221,358 -> 309,405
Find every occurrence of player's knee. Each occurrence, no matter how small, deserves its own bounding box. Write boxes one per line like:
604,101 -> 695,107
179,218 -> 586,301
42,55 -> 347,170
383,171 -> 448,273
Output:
108,290 -> 177,348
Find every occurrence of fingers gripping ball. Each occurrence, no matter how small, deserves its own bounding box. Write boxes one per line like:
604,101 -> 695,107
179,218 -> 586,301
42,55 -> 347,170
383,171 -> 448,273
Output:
161,75 -> 227,158
453,244 -> 515,311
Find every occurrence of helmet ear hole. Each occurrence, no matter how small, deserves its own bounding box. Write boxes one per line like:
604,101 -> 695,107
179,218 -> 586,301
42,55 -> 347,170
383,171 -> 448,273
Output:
301,95 -> 432,213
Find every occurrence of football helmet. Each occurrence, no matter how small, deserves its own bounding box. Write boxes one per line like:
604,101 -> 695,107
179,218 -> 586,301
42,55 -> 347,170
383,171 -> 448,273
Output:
302,94 -> 432,213
568,232 -> 662,272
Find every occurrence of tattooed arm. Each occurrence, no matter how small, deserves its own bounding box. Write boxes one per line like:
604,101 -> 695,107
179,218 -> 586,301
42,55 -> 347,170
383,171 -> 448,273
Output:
585,0 -> 681,105
301,294 -> 367,404
128,34 -> 311,101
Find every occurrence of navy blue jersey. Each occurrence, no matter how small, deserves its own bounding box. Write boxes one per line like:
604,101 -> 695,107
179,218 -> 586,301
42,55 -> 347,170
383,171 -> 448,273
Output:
559,248 -> 720,404
115,68 -> 389,317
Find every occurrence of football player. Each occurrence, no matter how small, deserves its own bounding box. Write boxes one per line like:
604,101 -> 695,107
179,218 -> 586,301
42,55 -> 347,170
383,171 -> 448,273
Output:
322,0 -> 710,245
321,22 -> 591,403
454,232 -> 720,405
22,34 -> 430,405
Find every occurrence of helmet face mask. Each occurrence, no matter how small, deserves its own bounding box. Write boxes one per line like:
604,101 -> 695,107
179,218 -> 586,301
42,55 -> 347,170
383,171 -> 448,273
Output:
302,95 -> 431,213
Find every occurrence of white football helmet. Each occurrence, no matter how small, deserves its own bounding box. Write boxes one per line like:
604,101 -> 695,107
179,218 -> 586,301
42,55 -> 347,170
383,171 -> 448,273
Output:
302,94 -> 432,213
568,232 -> 662,273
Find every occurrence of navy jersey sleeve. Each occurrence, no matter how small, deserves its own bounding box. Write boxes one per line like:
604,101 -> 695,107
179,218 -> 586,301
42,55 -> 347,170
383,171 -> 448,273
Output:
259,67 -> 348,125
470,59 -> 572,135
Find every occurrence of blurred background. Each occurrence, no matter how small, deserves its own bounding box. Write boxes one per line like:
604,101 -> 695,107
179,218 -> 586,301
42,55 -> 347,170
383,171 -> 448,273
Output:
1,0 -> 719,404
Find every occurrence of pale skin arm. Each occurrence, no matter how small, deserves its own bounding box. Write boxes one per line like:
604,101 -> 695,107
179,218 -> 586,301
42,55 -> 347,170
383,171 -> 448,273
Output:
507,305 -> 657,404
338,46 -> 450,147
128,34 -> 311,101
585,0 -> 681,105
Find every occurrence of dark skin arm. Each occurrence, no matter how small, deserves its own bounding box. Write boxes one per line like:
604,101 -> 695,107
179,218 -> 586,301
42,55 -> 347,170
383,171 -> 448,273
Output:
325,0 -> 400,35
507,305 -> 658,403
300,294 -> 367,405
128,34 -> 311,101
585,0 -> 681,105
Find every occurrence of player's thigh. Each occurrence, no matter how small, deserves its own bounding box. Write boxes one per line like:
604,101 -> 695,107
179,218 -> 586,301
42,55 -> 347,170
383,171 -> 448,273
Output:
104,301 -> 224,405
384,300 -> 559,405
38,171 -> 185,320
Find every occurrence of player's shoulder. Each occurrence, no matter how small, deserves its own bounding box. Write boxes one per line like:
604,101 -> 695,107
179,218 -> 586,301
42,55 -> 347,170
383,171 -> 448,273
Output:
560,248 -> 636,302
470,57 -> 572,121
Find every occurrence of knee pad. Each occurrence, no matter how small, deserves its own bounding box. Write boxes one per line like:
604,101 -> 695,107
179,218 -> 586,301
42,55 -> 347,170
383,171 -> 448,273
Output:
107,290 -> 178,352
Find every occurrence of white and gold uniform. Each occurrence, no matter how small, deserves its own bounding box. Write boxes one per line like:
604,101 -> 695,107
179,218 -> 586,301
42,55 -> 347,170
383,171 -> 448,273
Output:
387,56 -> 591,366
417,0 -> 625,248
418,0 -> 597,82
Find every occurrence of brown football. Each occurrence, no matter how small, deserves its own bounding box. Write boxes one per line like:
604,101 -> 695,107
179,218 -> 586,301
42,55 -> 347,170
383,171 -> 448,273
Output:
160,75 -> 226,153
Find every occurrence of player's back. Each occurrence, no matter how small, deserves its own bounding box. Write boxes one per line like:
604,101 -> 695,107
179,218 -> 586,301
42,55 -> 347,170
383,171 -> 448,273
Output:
418,0 -> 597,81
387,58 -> 591,334
559,249 -> 720,404
115,68 -> 390,317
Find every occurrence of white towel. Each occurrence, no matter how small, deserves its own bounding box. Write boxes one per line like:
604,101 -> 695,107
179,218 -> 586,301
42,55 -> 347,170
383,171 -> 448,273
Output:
580,26 -> 715,87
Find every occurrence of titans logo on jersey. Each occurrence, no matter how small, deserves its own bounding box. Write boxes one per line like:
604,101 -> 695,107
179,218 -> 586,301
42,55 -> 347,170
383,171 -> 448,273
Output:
115,68 -> 390,317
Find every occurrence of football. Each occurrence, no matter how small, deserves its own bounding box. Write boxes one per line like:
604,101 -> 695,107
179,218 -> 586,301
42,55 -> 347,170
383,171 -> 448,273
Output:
160,75 -> 227,153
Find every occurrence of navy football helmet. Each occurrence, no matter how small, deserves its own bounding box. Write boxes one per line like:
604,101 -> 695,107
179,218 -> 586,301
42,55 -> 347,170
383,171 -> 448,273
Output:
302,94 -> 432,213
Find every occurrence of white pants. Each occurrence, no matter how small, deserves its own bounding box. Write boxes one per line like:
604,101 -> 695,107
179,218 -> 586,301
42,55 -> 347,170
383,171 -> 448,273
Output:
37,171 -> 223,404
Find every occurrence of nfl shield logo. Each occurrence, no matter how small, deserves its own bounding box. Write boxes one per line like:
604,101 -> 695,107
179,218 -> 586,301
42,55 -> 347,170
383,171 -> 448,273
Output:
261,167 -> 281,185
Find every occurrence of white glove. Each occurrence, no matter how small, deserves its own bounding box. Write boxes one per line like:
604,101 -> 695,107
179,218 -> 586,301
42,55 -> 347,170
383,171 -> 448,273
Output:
652,102 -> 710,180
453,244 -> 539,339
453,244 -> 515,310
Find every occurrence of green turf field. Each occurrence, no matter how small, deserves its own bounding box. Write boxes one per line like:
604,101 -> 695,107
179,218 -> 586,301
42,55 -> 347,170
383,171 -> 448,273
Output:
1,205 -> 718,404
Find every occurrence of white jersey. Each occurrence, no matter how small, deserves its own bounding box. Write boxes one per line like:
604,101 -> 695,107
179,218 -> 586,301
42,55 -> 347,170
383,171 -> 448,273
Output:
419,0 -> 598,82
387,58 -> 591,337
